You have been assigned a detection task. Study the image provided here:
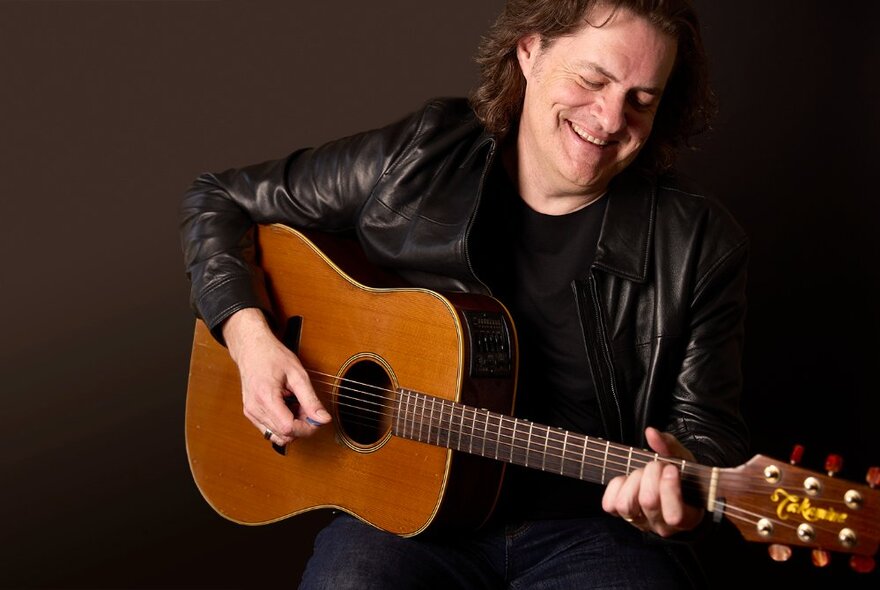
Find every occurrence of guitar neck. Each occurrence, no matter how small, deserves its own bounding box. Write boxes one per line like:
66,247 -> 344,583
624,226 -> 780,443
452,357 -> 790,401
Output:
393,389 -> 717,509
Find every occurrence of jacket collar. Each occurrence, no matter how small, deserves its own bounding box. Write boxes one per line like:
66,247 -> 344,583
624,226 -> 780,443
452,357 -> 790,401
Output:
592,170 -> 656,283
471,129 -> 656,284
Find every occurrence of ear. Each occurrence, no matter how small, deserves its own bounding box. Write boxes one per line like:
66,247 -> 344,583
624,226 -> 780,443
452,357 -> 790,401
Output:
516,34 -> 542,80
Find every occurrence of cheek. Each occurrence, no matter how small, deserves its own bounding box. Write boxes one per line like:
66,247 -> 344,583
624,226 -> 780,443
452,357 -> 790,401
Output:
630,113 -> 658,140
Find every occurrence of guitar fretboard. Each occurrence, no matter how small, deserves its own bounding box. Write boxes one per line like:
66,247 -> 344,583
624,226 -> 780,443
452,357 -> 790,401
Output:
393,389 -> 712,499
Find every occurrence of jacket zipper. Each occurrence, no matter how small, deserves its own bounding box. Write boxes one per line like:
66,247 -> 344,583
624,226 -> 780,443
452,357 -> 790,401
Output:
573,274 -> 624,442
462,142 -> 497,295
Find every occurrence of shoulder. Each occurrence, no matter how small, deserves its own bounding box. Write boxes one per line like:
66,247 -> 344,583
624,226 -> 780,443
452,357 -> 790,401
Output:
654,180 -> 747,250
377,97 -> 493,173
400,97 -> 486,144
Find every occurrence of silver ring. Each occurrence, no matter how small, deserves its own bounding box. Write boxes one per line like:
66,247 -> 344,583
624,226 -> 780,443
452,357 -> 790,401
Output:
263,428 -> 273,440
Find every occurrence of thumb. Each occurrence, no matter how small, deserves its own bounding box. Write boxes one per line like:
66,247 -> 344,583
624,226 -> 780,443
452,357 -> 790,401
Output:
645,427 -> 693,461
295,386 -> 332,426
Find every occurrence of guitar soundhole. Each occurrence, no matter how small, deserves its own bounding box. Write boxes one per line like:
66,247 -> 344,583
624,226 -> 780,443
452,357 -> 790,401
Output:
337,359 -> 393,448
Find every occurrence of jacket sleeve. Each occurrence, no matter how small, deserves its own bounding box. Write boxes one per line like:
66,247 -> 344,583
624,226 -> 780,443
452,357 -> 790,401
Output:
666,233 -> 750,468
179,107 -> 426,342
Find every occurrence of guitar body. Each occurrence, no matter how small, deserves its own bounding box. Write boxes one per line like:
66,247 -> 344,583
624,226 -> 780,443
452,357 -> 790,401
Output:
185,224 -> 517,535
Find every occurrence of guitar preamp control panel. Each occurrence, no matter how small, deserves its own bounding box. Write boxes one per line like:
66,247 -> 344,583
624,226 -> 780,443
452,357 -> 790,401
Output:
463,311 -> 513,378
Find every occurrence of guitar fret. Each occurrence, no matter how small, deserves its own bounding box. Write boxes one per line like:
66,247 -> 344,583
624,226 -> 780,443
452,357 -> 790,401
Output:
481,410 -> 489,457
437,399 -> 450,448
546,429 -> 564,474
561,431 -> 569,476
403,393 -> 410,438
525,422 -> 533,468
456,404 -> 464,451
601,440 -> 610,484
409,393 -> 417,441
414,393 -> 422,442
626,447 -> 633,475
428,397 -> 437,445
466,407 -> 474,454
540,425 -> 548,471
509,419 -> 517,463
579,436 -> 587,480
418,394 -> 427,442
394,392 -> 401,437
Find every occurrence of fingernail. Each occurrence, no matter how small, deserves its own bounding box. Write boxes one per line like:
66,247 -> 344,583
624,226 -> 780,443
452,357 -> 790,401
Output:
316,409 -> 331,421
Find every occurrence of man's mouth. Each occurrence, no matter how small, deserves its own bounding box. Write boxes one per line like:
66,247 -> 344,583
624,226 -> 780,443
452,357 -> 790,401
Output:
569,121 -> 609,147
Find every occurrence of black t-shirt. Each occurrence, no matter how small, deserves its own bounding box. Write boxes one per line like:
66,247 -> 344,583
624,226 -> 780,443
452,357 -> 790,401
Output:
471,162 -> 609,520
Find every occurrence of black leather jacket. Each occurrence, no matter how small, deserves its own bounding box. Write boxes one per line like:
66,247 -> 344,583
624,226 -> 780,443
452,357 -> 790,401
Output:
180,98 -> 749,468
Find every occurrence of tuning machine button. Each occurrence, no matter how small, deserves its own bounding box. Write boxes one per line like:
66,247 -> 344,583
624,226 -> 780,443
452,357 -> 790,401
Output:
811,549 -> 830,568
790,444 -> 805,465
850,555 -> 876,574
768,544 -> 792,562
866,466 -> 880,488
824,453 -> 843,477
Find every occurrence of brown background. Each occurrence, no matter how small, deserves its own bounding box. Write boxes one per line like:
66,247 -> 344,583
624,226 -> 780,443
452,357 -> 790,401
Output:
1,1 -> 877,588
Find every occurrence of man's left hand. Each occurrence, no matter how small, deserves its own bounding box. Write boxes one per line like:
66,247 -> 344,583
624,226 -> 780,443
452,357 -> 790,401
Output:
601,427 -> 705,537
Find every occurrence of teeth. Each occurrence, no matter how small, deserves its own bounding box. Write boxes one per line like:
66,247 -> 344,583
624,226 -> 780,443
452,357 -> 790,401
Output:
570,122 -> 608,146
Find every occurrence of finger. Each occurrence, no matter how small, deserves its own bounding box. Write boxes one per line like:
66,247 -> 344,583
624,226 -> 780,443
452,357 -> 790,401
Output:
660,465 -> 702,531
638,460 -> 665,524
258,423 -> 285,447
602,475 -> 626,515
645,427 -> 694,461
645,427 -> 673,456
284,367 -> 332,429
614,469 -> 645,521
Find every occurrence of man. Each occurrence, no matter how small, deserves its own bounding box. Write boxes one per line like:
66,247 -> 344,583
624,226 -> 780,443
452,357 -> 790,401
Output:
180,0 -> 748,587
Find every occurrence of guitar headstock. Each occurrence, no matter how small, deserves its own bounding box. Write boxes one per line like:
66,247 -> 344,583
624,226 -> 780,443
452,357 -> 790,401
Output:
717,453 -> 880,570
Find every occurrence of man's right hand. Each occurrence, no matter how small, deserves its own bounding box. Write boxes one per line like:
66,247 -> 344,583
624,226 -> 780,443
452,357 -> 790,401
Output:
221,308 -> 331,446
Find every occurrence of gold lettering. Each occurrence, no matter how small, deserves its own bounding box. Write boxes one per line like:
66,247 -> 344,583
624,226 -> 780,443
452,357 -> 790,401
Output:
770,488 -> 848,524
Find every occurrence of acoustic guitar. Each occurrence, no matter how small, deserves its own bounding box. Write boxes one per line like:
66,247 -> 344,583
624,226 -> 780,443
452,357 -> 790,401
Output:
185,224 -> 879,568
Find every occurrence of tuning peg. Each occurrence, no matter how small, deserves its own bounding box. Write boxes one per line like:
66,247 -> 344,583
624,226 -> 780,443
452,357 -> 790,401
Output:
811,549 -> 830,568
768,544 -> 792,562
824,453 -> 843,477
850,554 -> 876,574
789,444 -> 805,465
867,466 -> 880,488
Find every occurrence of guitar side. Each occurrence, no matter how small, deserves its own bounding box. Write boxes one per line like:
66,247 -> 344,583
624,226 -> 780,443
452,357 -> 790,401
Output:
185,224 -> 516,535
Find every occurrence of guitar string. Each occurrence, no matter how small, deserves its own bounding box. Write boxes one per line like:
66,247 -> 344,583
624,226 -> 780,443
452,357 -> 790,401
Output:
307,373 -> 701,475
291,370 -> 866,546
309,368 -> 874,502
321,374 -> 878,545
302,371 -> 798,499
306,370 -> 833,499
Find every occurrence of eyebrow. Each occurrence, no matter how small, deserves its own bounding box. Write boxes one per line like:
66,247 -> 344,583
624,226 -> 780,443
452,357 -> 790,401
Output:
580,60 -> 665,95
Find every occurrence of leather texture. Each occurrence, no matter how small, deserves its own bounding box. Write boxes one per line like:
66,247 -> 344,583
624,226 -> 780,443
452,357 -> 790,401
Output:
180,97 -> 749,468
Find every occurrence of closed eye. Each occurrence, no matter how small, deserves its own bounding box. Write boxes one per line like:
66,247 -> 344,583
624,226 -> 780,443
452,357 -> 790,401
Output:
580,77 -> 604,90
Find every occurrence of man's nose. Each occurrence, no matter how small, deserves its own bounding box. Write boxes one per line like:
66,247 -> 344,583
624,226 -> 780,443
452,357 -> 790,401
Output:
593,94 -> 626,135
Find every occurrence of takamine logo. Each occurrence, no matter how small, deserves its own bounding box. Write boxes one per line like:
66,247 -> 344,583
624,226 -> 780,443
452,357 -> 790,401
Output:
771,488 -> 848,523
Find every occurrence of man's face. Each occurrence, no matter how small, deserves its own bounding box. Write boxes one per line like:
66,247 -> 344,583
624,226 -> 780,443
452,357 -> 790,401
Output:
516,7 -> 677,205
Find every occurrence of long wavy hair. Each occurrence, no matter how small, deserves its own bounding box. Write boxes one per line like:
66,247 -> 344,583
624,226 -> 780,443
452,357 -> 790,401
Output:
471,0 -> 715,174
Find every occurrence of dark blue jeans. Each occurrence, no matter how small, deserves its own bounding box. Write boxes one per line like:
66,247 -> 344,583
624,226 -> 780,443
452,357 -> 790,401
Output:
300,514 -> 696,589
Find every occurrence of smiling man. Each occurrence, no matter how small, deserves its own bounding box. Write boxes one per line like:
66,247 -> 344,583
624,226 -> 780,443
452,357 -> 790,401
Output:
181,1 -> 749,587
514,7 -> 677,213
